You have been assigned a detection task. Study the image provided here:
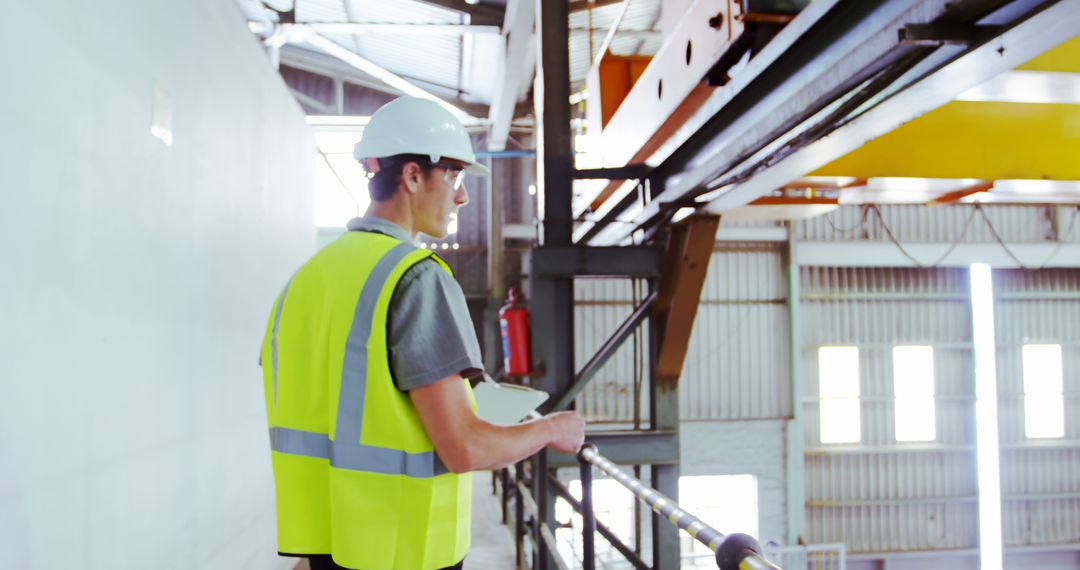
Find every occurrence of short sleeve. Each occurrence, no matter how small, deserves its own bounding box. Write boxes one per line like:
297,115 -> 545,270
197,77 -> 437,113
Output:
387,258 -> 485,391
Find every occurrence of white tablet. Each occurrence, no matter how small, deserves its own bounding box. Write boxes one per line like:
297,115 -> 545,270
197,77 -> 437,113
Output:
473,381 -> 549,426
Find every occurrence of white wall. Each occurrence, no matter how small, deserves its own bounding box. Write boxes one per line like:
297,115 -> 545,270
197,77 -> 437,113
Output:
681,420 -> 789,544
0,1 -> 314,568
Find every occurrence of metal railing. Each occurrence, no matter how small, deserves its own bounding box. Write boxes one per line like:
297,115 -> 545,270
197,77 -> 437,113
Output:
568,443 -> 783,570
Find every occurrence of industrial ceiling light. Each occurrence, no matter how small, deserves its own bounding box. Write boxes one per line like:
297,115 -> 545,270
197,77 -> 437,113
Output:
956,71 -> 1080,105
969,263 -> 1004,570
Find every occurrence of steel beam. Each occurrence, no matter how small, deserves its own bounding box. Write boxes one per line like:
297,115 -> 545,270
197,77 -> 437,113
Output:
531,1 -> 574,567
590,0 -> 1043,244
669,0 -> 1075,238
488,0 -> 535,151
783,225 -> 806,545
536,0 -> 574,246
288,88 -> 334,114
898,22 -> 1001,46
576,0 -> 746,218
649,272 -> 680,570
573,164 -> 650,180
653,214 -> 720,384
573,0 -> 850,243
285,22 -> 502,34
650,408 -> 681,569
551,291 -> 659,412
531,246 -> 662,278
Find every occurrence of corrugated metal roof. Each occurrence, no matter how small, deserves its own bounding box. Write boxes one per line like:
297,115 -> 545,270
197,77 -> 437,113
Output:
353,32 -> 462,92
294,0 -> 464,93
296,0 -> 348,23
249,0 -> 664,105
568,1 -> 662,89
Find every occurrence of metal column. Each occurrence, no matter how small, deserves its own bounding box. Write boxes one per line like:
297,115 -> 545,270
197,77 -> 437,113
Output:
783,222 -> 806,545
530,0 -> 574,568
650,214 -> 719,568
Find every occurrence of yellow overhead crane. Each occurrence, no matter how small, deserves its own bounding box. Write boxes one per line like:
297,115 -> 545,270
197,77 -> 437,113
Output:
813,35 -> 1080,183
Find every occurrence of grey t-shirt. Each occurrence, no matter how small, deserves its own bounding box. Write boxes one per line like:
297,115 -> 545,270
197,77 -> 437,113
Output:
345,216 -> 485,390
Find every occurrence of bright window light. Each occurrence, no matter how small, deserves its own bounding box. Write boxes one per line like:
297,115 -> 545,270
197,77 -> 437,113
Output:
314,154 -> 369,227
1022,344 -> 1065,439
893,346 -> 936,442
679,475 -> 758,558
554,479 -> 636,567
969,263 -> 1003,570
819,346 -> 861,444
312,125 -> 371,228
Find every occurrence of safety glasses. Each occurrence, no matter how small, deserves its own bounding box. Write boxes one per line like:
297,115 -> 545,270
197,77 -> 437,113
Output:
432,162 -> 467,190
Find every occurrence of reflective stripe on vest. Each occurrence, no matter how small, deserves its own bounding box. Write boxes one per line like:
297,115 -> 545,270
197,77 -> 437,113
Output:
268,242 -> 449,478
269,427 -> 450,477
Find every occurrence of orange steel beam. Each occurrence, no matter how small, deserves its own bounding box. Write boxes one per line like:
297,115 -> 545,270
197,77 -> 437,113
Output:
652,214 -> 720,385
750,196 -> 839,205
928,181 -> 994,205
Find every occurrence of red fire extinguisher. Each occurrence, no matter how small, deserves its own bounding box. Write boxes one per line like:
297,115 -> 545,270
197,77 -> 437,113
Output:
499,287 -> 532,376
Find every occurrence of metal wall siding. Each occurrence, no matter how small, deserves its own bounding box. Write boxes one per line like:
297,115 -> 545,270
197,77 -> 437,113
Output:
574,279 -> 651,423
681,245 -> 788,420
801,266 -> 979,553
566,206 -> 1080,553
572,245 -> 787,422
795,205 -> 1056,243
993,268 -> 1080,547
806,503 -> 977,552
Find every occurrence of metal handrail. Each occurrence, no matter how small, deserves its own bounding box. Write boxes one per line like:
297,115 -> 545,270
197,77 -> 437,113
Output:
577,443 -> 783,570
516,478 -> 572,570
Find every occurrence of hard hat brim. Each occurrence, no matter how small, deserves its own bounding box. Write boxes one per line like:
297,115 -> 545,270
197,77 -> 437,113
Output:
465,162 -> 491,177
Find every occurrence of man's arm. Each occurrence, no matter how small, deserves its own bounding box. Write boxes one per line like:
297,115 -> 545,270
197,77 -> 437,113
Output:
410,374 -> 585,473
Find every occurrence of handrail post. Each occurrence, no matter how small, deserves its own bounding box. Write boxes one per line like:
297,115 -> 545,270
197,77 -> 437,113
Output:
501,467 -> 511,524
515,461 -> 525,569
578,444 -> 597,570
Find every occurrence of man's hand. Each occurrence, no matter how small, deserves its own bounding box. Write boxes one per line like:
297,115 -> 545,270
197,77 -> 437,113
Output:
544,411 -> 585,454
411,374 -> 588,472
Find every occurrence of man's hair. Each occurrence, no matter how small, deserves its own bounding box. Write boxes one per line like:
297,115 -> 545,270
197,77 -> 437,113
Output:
368,154 -> 435,202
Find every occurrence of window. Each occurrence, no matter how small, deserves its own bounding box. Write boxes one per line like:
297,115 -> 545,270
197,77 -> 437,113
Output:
310,122 -> 371,228
819,346 -> 861,444
679,475 -> 758,564
553,475 -> 758,569
893,346 -> 936,442
554,478 -> 637,569
1022,344 -> 1065,439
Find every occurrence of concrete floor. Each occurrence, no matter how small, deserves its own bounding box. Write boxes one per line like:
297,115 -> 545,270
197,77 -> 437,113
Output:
464,471 -> 517,570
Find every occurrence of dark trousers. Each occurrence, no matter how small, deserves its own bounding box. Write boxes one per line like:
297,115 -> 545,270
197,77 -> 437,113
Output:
308,555 -> 464,570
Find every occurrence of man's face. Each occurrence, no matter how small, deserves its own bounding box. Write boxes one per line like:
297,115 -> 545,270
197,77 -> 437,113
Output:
413,160 -> 469,239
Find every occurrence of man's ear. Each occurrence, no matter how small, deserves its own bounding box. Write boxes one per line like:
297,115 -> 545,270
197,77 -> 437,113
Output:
401,161 -> 422,194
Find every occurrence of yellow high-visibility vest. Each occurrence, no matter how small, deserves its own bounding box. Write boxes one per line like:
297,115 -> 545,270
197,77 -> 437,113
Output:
261,230 -> 473,570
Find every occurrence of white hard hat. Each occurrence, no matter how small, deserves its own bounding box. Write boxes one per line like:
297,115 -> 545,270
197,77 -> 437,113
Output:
354,97 -> 490,177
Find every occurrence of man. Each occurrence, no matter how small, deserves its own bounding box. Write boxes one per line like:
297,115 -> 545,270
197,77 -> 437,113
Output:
260,96 -> 585,570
